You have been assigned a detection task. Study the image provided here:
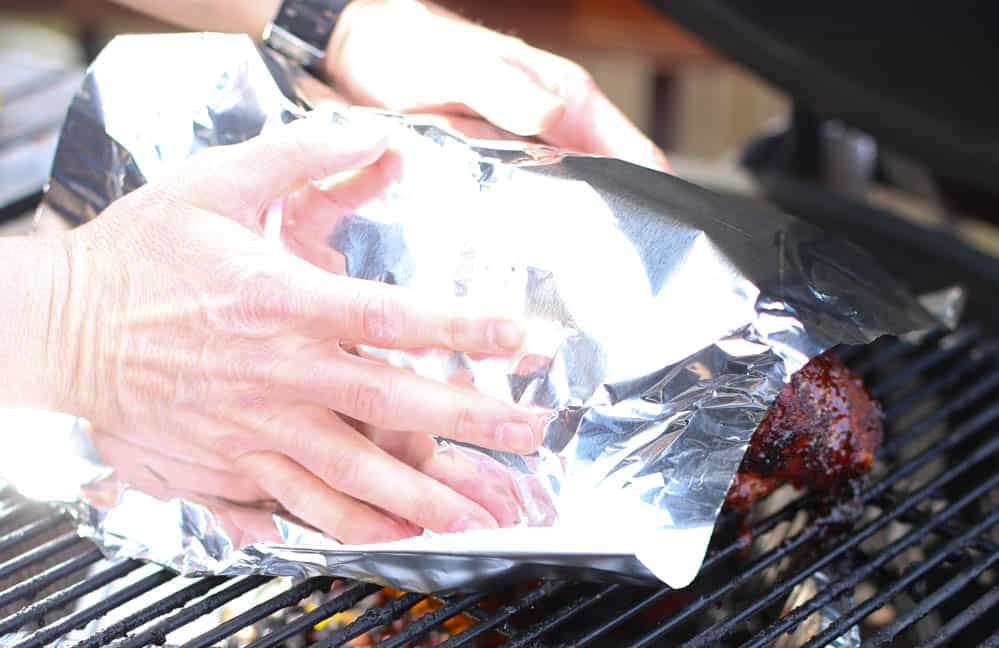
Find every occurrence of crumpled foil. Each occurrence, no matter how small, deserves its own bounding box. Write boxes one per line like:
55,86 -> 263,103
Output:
4,32 -> 939,594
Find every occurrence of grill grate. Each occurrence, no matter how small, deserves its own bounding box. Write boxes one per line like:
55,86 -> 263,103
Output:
0,328 -> 997,647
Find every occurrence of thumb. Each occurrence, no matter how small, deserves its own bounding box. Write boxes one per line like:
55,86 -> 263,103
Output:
178,115 -> 390,219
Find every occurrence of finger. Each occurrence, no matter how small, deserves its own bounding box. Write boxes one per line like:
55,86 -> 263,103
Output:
210,500 -> 286,546
521,474 -> 558,526
280,149 -> 404,273
167,490 -> 285,546
236,451 -> 419,544
91,432 -> 268,503
363,425 -> 523,527
434,113 -> 537,142
261,406 -> 499,533
422,445 -> 524,527
275,348 -> 544,454
277,253 -> 528,354
502,45 -> 670,172
421,61 -> 565,137
176,114 -> 391,220
361,424 -> 437,468
359,422 -> 519,521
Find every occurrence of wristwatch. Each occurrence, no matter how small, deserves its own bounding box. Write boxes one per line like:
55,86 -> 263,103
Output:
263,0 -> 352,72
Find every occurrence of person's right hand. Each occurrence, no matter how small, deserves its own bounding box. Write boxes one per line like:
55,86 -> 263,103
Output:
49,116 -> 546,543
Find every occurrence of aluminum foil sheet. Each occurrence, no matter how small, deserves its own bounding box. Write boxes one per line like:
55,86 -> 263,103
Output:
4,33 -> 940,594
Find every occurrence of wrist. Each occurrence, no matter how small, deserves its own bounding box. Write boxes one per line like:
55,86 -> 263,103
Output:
0,234 -> 74,414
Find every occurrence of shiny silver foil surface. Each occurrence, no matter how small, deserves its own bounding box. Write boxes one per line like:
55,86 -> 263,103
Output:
6,33 -> 939,594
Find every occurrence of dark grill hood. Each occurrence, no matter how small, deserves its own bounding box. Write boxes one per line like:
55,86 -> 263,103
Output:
646,0 -> 999,194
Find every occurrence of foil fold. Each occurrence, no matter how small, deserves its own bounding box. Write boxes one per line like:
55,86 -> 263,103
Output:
3,32 -> 939,593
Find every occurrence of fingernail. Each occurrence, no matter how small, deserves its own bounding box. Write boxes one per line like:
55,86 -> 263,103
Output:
491,319 -> 525,351
498,422 -> 538,454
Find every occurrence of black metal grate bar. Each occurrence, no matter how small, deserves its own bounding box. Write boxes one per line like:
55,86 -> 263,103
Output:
0,533 -> 82,581
180,577 -> 334,648
882,341 -> 999,421
438,581 -> 569,648
880,365 -> 999,458
0,331 -> 995,647
733,467 -> 999,647
869,327 -> 983,398
111,576 -> 268,648
244,582 -> 381,648
624,400 -> 999,648
852,330 -> 944,377
12,569 -> 178,648
308,592 -> 424,648
72,575 -> 226,648
803,507 -> 999,647
919,585 -> 999,648
377,591 -> 489,648
685,446 -> 999,647
984,631 -> 999,648
503,584 -> 624,648
0,560 -> 142,635
567,495 -> 831,647
0,503 -> 34,526
569,589 -> 667,647
875,493 -> 997,554
0,547 -> 102,609
0,512 -> 67,554
869,551 -> 999,648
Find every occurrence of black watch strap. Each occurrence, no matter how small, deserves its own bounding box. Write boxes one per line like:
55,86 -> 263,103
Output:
263,0 -> 351,71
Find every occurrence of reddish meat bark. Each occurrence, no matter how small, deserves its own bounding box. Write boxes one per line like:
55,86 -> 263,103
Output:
724,351 -> 883,511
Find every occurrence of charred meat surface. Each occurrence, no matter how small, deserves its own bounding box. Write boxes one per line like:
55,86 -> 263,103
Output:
724,351 -> 883,511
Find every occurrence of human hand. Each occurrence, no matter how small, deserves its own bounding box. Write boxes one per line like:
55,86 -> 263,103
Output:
325,0 -> 670,171
50,116 -> 547,543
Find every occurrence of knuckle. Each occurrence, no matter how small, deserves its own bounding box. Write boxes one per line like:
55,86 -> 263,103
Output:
318,449 -> 363,493
209,432 -> 254,462
358,292 -> 402,345
451,404 -> 477,440
221,344 -> 280,384
227,273 -> 294,331
446,315 -> 470,347
228,476 -> 265,502
341,378 -> 394,426
276,478 -> 306,512
232,387 -> 270,410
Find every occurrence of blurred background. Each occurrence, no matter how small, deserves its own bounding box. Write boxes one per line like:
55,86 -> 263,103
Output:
0,0 -> 784,234
0,0 -> 789,157
2,0 -> 998,263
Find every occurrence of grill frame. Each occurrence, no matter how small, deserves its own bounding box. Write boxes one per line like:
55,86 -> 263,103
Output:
1,328 -> 997,647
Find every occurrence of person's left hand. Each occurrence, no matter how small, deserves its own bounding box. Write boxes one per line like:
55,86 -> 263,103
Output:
324,0 -> 670,172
